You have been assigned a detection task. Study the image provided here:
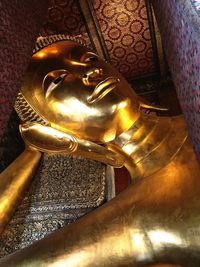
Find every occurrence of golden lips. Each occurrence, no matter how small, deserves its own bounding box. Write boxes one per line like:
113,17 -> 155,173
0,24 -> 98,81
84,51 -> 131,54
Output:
87,77 -> 120,104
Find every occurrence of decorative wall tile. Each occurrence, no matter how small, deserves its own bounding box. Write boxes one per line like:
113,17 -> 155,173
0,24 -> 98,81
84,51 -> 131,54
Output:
92,0 -> 156,79
41,0 -> 90,45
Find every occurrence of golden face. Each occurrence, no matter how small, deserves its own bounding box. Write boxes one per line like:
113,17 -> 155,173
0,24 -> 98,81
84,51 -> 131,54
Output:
21,40 -> 139,142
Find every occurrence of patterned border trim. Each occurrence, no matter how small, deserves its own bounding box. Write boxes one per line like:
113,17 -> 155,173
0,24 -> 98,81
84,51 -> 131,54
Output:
34,34 -> 86,54
15,92 -> 48,125
145,0 -> 161,76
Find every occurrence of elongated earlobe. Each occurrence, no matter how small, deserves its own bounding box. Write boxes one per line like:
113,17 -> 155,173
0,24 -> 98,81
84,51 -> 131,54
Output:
138,95 -> 168,111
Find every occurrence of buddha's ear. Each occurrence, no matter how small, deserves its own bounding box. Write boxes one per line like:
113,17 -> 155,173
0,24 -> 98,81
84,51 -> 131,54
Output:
138,95 -> 169,112
42,69 -> 69,98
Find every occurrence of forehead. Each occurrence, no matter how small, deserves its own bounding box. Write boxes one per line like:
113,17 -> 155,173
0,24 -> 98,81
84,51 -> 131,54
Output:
34,40 -> 92,61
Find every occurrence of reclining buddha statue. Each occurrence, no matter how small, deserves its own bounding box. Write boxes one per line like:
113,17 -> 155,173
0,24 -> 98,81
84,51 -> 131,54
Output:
0,35 -> 200,266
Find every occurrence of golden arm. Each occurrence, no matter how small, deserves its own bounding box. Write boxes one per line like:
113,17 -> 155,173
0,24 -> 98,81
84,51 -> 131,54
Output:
0,121 -> 123,235
20,122 -> 124,168
0,147 -> 41,234
1,139 -> 200,267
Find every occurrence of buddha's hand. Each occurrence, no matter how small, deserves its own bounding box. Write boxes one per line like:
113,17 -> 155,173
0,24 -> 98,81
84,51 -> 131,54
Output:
19,122 -> 124,168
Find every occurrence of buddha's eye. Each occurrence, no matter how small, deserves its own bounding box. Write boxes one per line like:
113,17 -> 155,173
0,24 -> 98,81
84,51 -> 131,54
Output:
43,70 -> 68,98
54,76 -> 64,84
83,52 -> 99,63
85,56 -> 98,63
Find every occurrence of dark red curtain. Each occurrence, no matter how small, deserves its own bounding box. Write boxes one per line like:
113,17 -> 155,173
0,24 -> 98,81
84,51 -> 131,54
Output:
0,0 -> 48,141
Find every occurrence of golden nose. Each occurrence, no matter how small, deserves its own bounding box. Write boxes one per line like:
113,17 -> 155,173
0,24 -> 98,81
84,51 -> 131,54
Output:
82,68 -> 103,86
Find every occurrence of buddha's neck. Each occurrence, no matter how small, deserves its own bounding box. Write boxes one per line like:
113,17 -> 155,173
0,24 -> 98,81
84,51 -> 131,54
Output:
108,113 -> 188,179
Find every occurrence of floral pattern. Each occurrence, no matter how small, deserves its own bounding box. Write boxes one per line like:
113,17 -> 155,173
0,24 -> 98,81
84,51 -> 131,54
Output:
0,154 -> 107,257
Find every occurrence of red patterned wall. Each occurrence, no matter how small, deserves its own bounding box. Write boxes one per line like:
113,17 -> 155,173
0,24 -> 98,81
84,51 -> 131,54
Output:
41,0 -> 157,80
0,0 -> 48,141
41,0 -> 90,44
92,0 -> 156,79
